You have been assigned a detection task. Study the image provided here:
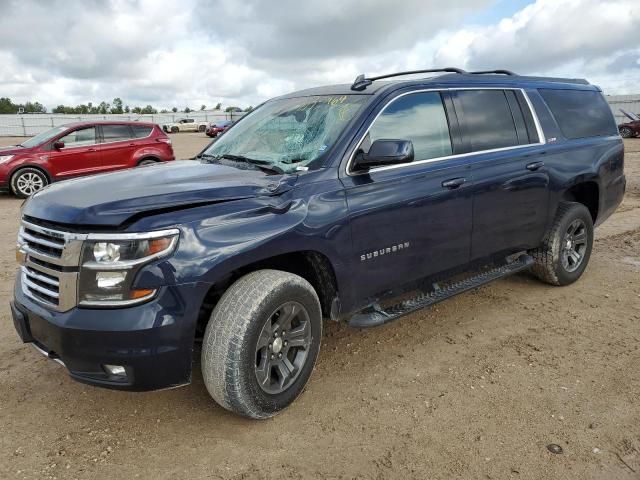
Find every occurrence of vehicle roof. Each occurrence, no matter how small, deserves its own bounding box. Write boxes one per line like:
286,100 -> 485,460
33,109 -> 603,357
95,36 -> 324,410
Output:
275,73 -> 598,100
59,120 -> 158,128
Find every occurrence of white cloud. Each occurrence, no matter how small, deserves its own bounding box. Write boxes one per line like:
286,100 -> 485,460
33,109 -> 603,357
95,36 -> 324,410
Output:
0,0 -> 639,110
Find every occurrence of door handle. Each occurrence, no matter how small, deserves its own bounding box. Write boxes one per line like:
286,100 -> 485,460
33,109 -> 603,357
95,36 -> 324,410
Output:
87,148 -> 96,152
526,161 -> 545,171
441,177 -> 466,189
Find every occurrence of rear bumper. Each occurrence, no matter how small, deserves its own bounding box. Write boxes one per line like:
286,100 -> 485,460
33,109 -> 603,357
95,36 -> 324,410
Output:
11,275 -> 206,391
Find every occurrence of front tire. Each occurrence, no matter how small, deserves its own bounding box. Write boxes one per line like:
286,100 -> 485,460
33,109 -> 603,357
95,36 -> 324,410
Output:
620,127 -> 634,138
530,202 -> 594,286
10,168 -> 49,198
198,125 -> 206,132
170,126 -> 179,133
201,270 -> 322,419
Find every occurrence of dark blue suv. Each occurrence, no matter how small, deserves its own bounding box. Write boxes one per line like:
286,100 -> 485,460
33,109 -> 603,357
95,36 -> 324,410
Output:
11,68 -> 626,418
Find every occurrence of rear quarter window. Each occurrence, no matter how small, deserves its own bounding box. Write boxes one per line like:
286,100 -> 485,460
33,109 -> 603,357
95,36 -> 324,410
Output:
539,89 -> 618,139
132,126 -> 153,138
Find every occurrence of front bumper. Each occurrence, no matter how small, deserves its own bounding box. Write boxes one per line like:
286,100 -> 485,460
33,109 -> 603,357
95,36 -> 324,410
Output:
11,274 -> 206,391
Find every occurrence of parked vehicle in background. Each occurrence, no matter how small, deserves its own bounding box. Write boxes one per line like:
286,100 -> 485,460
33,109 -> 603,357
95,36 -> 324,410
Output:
11,68 -> 625,419
0,121 -> 174,197
162,118 -> 209,133
618,109 -> 640,138
205,120 -> 233,138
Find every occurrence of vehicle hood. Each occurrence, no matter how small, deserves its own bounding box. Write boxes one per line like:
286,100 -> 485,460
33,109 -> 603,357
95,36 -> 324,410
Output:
23,160 -> 297,227
0,145 -> 28,155
620,109 -> 640,122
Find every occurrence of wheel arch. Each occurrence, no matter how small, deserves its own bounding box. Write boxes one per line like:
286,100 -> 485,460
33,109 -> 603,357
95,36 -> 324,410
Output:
195,250 -> 340,341
561,181 -> 599,223
9,163 -> 52,184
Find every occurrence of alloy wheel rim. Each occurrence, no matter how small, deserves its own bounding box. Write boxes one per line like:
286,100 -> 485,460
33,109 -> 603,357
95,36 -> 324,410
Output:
17,172 -> 44,195
254,301 -> 312,395
561,218 -> 588,272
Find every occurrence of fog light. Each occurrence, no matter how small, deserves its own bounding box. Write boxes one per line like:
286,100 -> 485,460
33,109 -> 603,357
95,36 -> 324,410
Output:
96,271 -> 126,289
103,364 -> 126,377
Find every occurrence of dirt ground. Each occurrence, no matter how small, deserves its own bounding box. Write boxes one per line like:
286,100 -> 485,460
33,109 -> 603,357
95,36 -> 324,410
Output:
1,133 -> 639,480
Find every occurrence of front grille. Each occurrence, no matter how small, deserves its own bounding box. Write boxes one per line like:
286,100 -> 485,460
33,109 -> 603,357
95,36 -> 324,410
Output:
17,220 -> 87,312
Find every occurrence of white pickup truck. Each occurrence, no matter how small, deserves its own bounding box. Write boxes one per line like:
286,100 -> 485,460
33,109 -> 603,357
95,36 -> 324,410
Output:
162,118 -> 209,133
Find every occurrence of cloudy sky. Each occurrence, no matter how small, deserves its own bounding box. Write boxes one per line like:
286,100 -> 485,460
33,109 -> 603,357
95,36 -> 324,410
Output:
0,0 -> 639,110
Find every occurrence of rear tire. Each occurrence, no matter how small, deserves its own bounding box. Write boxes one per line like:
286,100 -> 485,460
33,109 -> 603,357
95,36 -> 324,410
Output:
620,127 -> 634,138
137,158 -> 158,167
530,202 -> 593,286
201,270 -> 322,419
10,168 -> 49,198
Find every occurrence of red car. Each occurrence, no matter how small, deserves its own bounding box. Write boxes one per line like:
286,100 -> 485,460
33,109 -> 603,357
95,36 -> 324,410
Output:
205,120 -> 233,138
619,109 -> 640,138
0,121 -> 174,197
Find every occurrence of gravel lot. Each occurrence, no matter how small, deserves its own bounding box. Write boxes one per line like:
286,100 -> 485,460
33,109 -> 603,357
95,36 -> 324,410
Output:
1,133 -> 639,480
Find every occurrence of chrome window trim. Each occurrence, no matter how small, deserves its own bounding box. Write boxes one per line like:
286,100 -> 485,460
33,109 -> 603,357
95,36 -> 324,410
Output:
345,87 -> 546,176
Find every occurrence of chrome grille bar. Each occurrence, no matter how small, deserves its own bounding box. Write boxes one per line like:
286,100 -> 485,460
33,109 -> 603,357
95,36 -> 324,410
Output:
17,220 -> 87,312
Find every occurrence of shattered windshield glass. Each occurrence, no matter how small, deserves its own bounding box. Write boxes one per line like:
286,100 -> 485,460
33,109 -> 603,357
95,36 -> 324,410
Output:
202,95 -> 367,173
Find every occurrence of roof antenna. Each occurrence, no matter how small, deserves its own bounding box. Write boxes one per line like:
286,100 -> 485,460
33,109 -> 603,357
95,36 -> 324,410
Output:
351,74 -> 373,91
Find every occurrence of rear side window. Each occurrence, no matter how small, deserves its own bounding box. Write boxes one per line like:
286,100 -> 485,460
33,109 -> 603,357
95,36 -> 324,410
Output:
132,125 -> 153,138
539,89 -> 618,139
367,91 -> 452,161
455,90 -> 520,152
102,125 -> 133,142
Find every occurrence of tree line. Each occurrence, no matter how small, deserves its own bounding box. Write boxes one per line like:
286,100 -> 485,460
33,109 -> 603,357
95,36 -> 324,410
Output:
0,97 -> 253,115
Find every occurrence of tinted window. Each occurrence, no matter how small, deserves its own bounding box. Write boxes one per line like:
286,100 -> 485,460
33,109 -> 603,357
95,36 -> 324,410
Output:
102,125 -> 132,142
58,127 -> 97,147
456,90 -> 519,152
132,125 -> 153,138
539,89 -> 618,139
367,92 -> 452,161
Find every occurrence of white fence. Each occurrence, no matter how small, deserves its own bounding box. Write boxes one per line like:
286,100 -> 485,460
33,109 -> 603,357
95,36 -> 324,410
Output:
0,111 -> 246,137
606,95 -> 640,124
1,96 -> 638,137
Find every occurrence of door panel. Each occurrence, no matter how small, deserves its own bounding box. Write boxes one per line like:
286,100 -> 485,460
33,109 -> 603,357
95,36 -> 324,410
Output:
344,161 -> 473,301
469,149 -> 549,258
342,90 -> 473,303
452,89 -> 550,259
48,126 -> 102,178
99,125 -> 136,171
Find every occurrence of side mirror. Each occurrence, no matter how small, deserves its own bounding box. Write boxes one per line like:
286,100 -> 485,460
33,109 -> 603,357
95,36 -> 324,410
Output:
53,141 -> 65,150
353,139 -> 414,170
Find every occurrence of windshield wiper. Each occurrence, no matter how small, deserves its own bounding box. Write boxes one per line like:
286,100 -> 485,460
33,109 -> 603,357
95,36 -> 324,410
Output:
219,154 -> 285,175
197,153 -> 218,161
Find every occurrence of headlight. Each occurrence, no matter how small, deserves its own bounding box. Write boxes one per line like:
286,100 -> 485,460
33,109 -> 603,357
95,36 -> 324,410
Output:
78,229 -> 179,307
0,155 -> 14,164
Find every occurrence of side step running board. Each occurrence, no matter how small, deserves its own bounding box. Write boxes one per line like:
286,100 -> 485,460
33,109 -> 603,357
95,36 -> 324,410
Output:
348,254 -> 534,328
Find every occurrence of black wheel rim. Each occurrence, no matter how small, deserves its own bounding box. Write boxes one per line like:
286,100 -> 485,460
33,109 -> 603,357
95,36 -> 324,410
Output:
561,218 -> 588,273
254,301 -> 312,395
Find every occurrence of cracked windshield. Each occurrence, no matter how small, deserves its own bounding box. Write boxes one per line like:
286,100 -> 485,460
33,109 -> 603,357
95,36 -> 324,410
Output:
202,95 -> 367,173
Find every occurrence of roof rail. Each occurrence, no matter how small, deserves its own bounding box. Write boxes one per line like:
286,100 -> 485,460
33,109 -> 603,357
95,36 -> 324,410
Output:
350,67 -> 468,91
469,69 -> 517,76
